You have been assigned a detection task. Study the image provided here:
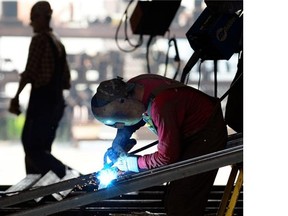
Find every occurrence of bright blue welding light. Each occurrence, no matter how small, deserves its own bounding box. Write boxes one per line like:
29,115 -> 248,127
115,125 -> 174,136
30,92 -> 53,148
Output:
97,167 -> 118,188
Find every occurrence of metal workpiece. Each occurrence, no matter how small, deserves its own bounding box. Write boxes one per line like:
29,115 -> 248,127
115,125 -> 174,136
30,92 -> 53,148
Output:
0,173 -> 98,208
6,142 -> 243,216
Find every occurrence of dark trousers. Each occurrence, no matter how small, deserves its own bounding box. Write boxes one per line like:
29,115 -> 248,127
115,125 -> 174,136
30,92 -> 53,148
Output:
164,104 -> 228,216
22,90 -> 66,179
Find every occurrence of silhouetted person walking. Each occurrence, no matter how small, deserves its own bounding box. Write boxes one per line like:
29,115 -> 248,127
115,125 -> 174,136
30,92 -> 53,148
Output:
9,1 -> 73,179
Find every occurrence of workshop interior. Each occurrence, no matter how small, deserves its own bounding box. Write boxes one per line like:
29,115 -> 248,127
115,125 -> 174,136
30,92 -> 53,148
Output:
0,0 -> 243,215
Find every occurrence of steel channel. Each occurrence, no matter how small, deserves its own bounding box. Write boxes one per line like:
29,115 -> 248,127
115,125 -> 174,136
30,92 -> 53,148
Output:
0,173 -> 93,208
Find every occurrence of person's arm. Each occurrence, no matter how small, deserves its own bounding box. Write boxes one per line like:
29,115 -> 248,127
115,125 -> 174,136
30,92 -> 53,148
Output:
14,75 -> 29,98
8,75 -> 29,115
104,119 -> 145,164
113,100 -> 181,172
8,35 -> 42,115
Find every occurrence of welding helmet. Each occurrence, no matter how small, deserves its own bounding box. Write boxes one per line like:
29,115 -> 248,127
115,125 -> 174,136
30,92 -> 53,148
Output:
91,77 -> 145,128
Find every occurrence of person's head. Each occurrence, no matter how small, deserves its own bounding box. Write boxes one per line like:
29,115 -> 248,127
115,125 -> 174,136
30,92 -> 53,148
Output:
30,1 -> 53,33
91,77 -> 145,129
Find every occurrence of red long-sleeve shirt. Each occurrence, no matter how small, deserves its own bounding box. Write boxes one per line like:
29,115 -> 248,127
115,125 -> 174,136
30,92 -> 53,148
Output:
127,74 -> 217,170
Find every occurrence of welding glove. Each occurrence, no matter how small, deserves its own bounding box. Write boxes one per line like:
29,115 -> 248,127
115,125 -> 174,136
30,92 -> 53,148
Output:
114,156 -> 139,173
104,138 -> 137,164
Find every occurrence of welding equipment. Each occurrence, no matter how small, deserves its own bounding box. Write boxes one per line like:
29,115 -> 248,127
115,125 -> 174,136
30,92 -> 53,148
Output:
129,0 -> 181,36
186,7 -> 243,61
181,6 -> 243,83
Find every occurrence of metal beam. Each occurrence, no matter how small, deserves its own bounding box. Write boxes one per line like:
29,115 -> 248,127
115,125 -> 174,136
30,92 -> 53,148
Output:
0,173 -> 93,208
8,144 -> 243,216
0,24 -> 187,39
0,133 -> 242,208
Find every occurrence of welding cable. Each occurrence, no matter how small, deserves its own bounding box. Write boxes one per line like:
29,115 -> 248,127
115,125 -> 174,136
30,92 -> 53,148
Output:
146,35 -> 155,74
181,49 -> 202,84
163,42 -> 170,77
197,60 -> 203,89
115,0 -> 143,52
219,71 -> 242,102
169,37 -> 181,80
219,52 -> 243,102
128,140 -> 158,155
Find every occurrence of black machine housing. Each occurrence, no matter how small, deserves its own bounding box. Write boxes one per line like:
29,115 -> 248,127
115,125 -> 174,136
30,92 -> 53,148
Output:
186,7 -> 243,61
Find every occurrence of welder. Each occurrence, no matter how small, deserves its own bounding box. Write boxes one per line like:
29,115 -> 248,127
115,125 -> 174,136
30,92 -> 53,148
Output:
91,74 -> 227,216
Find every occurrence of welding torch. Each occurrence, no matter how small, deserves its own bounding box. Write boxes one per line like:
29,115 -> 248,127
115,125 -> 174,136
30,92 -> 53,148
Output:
103,139 -> 158,169
97,140 -> 159,188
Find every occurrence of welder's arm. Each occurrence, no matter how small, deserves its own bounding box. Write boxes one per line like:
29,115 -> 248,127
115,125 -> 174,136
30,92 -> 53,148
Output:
105,120 -> 145,164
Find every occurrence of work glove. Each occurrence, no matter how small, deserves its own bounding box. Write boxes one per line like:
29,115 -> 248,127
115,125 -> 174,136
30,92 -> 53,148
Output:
104,138 -> 137,164
114,155 -> 139,173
